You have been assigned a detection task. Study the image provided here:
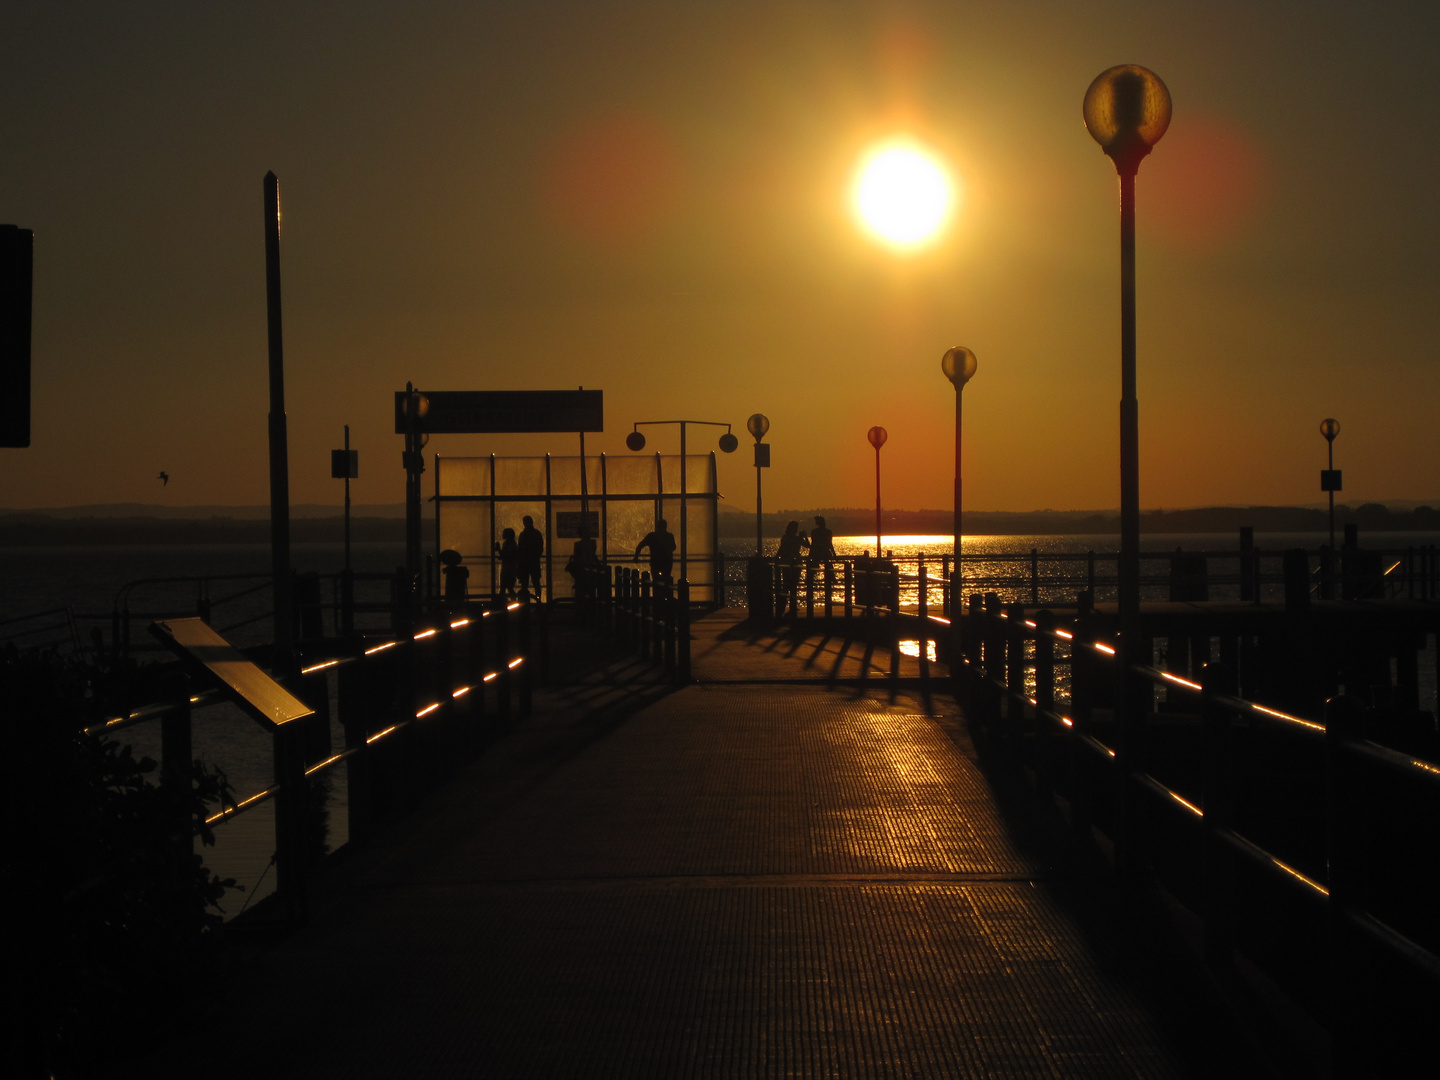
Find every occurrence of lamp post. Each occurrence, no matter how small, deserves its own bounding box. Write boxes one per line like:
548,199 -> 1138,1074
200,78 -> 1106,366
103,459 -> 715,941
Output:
941,346 -> 977,614
1320,418 -> 1341,552
626,419 -> 738,585
1084,64 -> 1170,878
867,425 -> 888,556
1083,64 -> 1170,654
747,413 -> 770,556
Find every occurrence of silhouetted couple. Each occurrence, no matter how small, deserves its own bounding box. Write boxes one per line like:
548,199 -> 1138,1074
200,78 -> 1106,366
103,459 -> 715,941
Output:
495,515 -> 544,598
778,516 -> 835,611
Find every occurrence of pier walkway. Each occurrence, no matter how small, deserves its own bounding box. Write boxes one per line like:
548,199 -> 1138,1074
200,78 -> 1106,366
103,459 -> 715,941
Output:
152,610 -> 1273,1079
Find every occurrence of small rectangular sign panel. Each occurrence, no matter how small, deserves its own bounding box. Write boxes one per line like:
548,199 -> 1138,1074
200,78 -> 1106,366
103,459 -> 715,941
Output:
393,389 -> 603,435
0,225 -> 33,448
149,618 -> 315,731
331,448 -> 359,478
1321,469 -> 1343,492
555,510 -> 600,539
754,442 -> 771,468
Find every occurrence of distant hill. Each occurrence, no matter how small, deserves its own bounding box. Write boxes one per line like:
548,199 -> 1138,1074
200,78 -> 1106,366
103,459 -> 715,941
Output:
2,502 -> 1438,545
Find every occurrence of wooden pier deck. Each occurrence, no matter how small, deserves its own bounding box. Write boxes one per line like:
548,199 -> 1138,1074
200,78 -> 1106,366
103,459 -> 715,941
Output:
144,609 -> 1281,1079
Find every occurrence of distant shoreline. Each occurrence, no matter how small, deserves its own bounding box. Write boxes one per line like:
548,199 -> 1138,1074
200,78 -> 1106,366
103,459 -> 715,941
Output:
2,501 -> 1438,546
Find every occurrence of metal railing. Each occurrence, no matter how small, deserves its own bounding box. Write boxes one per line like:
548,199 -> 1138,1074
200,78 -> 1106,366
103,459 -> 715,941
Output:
953,597 -> 1440,1077
726,543 -> 1440,616
570,563 -> 693,682
82,597 -> 535,924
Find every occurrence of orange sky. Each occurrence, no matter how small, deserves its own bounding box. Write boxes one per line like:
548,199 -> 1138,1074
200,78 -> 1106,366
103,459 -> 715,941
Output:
1,1 -> 1437,513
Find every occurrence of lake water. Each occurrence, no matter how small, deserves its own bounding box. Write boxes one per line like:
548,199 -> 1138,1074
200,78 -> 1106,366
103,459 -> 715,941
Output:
7,531 -> 1437,916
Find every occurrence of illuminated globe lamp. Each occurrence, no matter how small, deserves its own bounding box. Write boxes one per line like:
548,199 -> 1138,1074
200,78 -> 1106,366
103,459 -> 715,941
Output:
867,425 -> 888,559
1083,65 -> 1172,178
1081,63 -> 1170,640
940,346 -> 978,614
747,413 -> 770,441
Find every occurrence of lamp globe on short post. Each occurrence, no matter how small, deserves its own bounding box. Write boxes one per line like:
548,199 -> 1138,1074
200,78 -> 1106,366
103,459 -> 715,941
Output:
1320,418 -> 1341,553
867,425 -> 888,558
941,346 -> 977,616
1084,64 -> 1170,878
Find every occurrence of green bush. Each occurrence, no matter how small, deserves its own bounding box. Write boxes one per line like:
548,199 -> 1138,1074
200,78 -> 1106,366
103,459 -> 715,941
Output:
3,647 -> 240,1078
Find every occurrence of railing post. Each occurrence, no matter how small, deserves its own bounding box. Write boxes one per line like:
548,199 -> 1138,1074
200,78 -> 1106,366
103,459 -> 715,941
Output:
824,560 -> 835,621
663,579 -> 677,676
494,598 -> 512,724
917,554 -> 928,674
1326,694 -> 1370,1080
338,635 -> 374,844
273,719 -> 310,925
518,600 -> 533,716
1005,603 -> 1027,761
1200,661 -> 1236,973
678,579 -> 692,681
160,674 -> 194,862
844,560 -> 853,620
1034,610 -> 1056,805
1068,612 -> 1096,842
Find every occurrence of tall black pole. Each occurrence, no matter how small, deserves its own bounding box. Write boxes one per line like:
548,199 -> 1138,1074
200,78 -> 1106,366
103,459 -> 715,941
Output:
263,172 -> 293,661
755,457 -> 763,557
953,385 -> 963,611
679,421 -> 688,585
1327,439 -> 1336,552
874,445 -> 882,557
343,424 -> 352,575
1118,167 -> 1140,653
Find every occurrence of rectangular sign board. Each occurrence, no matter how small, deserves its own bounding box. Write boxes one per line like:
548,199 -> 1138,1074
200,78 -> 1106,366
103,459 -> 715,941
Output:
555,510 -> 600,539
1321,469 -> 1343,492
149,617 -> 315,731
331,448 -> 359,478
0,225 -> 33,448
394,389 -> 603,435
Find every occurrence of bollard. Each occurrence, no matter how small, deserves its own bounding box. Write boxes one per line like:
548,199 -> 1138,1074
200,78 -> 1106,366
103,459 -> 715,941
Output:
1200,661 -> 1237,972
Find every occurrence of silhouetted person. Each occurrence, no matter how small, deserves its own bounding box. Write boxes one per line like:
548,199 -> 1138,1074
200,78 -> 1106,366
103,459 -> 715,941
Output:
808,515 -> 835,563
440,548 -> 469,603
566,533 -> 598,599
777,520 -> 806,610
517,515 -> 544,598
635,519 -> 677,582
495,528 -> 519,598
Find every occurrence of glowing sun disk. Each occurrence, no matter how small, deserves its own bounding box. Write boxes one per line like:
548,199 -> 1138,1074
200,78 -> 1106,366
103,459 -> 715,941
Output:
854,144 -> 953,248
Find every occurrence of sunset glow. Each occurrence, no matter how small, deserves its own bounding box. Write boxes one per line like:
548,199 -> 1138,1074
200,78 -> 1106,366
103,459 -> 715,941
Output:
853,143 -> 953,248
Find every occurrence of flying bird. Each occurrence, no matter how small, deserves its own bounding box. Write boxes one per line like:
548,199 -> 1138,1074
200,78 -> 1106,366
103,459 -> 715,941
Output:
158,471 -> 169,486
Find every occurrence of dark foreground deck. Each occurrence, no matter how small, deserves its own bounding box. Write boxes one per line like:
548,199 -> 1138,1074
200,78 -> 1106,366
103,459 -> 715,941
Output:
146,609 -> 1282,1079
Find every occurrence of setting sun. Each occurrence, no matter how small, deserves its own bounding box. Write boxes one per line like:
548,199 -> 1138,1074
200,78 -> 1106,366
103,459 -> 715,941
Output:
853,142 -> 954,249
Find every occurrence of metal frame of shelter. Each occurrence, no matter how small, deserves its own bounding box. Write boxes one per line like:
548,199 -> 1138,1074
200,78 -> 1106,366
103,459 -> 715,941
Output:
434,453 -> 720,604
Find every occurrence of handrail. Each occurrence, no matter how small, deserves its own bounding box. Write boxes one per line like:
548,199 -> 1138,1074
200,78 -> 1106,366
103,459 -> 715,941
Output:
955,596 -> 1440,1068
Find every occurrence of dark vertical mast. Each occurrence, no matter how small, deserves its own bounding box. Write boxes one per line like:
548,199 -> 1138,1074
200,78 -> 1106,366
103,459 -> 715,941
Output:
264,171 -> 293,661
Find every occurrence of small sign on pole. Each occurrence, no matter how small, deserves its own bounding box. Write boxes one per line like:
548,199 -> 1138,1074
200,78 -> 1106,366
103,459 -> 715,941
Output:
331,449 -> 359,478
754,443 -> 771,468
1321,469 -> 1343,492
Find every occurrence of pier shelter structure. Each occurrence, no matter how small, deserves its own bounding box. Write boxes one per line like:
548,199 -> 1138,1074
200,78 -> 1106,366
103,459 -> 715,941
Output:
435,453 -> 720,604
